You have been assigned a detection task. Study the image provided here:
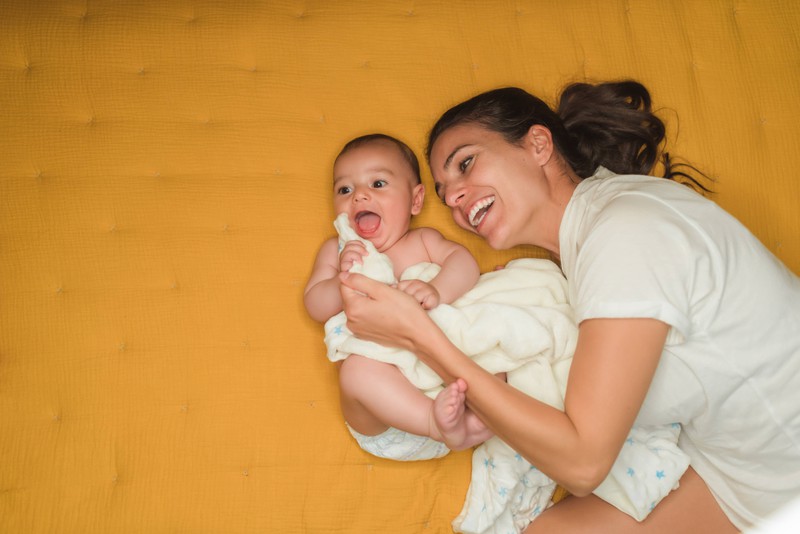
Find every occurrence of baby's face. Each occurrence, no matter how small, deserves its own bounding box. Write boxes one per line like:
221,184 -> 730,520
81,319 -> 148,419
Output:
333,140 -> 424,252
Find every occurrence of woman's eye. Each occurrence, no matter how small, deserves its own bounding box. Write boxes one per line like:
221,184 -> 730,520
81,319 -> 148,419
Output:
372,179 -> 387,188
336,186 -> 352,195
459,156 -> 473,173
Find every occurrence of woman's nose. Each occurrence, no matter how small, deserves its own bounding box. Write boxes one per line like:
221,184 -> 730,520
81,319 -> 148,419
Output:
445,186 -> 466,207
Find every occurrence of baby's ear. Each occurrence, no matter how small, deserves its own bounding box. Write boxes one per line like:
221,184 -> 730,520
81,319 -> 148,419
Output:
411,184 -> 425,215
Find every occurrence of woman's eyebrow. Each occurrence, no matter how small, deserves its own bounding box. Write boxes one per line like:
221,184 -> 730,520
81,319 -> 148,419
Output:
444,144 -> 470,170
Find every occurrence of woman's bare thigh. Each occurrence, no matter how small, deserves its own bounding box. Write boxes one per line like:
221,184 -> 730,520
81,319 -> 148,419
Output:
525,467 -> 739,533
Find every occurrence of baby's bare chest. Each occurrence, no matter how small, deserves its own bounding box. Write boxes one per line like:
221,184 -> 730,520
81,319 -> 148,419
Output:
383,232 -> 431,279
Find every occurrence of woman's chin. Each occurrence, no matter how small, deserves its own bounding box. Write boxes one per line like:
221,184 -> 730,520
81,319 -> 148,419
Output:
487,239 -> 512,251
458,219 -> 511,249
483,229 -> 512,250
487,224 -> 524,250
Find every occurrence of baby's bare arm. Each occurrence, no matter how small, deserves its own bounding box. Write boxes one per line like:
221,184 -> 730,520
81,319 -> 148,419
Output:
303,238 -> 346,322
418,227 -> 480,304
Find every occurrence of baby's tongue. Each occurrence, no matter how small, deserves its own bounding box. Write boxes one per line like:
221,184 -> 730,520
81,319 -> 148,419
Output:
356,212 -> 381,235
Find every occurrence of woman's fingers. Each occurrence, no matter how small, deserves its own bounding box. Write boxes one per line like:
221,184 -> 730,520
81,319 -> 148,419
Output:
339,272 -> 392,327
339,272 -> 423,350
339,271 -> 383,299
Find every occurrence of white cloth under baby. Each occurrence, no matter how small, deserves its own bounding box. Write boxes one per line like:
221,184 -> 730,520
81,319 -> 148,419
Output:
324,214 -> 690,532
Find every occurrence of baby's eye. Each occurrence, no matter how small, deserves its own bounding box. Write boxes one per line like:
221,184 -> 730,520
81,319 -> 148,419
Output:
459,155 -> 474,173
336,185 -> 352,195
372,179 -> 388,188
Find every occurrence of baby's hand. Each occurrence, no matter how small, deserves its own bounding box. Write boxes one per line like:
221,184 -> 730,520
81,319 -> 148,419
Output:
339,241 -> 367,273
397,279 -> 440,310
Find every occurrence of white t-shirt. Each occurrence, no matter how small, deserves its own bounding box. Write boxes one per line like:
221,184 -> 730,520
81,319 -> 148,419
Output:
559,168 -> 800,529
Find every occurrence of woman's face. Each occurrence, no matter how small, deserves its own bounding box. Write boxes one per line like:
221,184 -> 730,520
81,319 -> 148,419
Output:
429,122 -> 550,250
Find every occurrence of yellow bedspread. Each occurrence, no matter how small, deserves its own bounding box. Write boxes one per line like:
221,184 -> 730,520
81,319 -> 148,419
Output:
1,1 -> 798,532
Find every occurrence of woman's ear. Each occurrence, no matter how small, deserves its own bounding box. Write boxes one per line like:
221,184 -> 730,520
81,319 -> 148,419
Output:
411,183 -> 425,215
526,124 -> 555,165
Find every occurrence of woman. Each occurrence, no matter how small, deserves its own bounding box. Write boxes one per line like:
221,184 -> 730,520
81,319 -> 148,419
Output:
339,81 -> 800,532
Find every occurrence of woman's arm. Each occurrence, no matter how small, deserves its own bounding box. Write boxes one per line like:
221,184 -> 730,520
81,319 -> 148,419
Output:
457,317 -> 668,495
340,272 -> 668,495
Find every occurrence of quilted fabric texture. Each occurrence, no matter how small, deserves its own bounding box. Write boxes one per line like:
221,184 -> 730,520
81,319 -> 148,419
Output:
1,1 -> 798,533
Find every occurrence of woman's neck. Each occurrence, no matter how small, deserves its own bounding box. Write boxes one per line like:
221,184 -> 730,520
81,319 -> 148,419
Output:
539,161 -> 580,258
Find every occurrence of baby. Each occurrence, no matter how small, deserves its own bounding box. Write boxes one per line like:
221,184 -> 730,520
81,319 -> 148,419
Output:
304,133 -> 491,458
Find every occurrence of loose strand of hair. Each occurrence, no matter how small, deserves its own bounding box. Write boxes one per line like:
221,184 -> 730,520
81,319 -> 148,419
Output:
661,152 -> 715,194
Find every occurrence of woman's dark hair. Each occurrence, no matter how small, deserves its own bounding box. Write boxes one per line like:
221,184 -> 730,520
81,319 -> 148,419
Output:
337,133 -> 421,185
427,81 -> 710,190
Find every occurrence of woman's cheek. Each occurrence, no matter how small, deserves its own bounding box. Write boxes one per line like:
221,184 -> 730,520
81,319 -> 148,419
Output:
451,211 -> 473,233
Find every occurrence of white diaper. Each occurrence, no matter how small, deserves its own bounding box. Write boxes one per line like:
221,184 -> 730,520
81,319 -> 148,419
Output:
346,423 -> 449,461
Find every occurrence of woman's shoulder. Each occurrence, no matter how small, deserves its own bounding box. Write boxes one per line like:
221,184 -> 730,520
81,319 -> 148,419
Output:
569,169 -> 714,231
560,170 -> 721,277
577,168 -> 701,202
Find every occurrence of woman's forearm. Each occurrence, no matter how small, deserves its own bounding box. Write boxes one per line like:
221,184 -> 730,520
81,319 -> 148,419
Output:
460,367 -> 608,496
413,321 -> 617,496
414,318 -> 668,496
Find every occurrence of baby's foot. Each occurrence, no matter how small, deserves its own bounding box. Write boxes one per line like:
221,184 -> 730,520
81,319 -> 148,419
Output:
431,380 -> 468,447
431,379 -> 492,450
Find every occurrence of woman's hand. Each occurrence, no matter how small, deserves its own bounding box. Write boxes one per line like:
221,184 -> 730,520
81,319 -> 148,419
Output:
339,272 -> 432,352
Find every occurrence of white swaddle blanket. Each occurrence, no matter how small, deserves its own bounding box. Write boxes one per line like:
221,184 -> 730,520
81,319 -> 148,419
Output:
325,213 -> 690,533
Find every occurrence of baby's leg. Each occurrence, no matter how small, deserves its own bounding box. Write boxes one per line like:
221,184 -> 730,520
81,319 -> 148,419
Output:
338,354 -> 439,439
433,378 -> 493,450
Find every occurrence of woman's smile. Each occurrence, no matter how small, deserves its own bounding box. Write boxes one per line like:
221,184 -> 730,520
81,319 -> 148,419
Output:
467,196 -> 495,228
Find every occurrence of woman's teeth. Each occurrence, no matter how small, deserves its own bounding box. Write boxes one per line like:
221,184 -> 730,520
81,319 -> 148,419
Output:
468,197 -> 495,227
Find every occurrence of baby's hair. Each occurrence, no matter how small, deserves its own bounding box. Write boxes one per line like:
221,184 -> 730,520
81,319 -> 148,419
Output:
337,133 -> 422,185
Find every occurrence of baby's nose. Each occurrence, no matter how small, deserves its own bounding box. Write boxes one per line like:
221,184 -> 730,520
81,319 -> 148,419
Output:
354,187 -> 370,201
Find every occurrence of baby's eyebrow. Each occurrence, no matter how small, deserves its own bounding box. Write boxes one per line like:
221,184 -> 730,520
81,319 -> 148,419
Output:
363,166 -> 395,176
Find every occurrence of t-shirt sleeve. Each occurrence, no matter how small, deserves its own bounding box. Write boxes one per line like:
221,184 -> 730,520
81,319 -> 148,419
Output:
570,193 -> 714,344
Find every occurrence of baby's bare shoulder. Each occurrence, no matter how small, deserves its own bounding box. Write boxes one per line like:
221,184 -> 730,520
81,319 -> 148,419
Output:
410,226 -> 446,242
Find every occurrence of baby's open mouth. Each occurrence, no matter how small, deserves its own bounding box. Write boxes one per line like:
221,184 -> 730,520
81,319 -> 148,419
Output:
468,197 -> 495,228
355,211 -> 381,236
